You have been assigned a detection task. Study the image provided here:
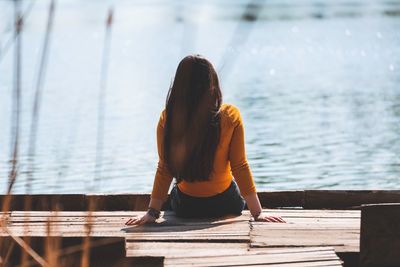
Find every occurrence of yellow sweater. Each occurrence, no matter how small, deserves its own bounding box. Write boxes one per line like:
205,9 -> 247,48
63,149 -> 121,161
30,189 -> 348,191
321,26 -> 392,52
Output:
150,103 -> 256,201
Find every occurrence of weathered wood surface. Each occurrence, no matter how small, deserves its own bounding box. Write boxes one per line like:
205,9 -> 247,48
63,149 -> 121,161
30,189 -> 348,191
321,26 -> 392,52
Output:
1,209 -> 360,253
0,211 -> 137,237
1,209 -> 359,266
360,203 -> 400,267
304,190 -> 400,209
125,212 -> 251,242
250,209 -> 360,253
126,242 -> 250,258
163,247 -> 343,267
0,194 -> 151,211
125,209 -> 357,266
1,190 -> 400,210
125,212 -> 251,258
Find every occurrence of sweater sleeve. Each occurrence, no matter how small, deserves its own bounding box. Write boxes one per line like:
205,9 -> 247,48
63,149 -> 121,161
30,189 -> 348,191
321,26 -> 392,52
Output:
228,107 -> 257,196
150,110 -> 174,202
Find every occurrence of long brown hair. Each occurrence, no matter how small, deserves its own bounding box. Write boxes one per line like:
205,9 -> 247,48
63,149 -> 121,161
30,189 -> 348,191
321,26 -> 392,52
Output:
164,55 -> 222,183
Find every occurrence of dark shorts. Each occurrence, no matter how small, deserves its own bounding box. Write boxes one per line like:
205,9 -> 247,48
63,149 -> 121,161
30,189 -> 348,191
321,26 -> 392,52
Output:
169,180 -> 245,218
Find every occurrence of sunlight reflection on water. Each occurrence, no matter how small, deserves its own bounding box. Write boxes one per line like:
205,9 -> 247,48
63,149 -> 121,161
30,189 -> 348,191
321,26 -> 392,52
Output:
0,0 -> 399,193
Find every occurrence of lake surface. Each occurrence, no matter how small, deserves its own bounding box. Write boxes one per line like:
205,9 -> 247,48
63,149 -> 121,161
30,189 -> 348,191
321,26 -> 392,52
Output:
0,0 -> 399,193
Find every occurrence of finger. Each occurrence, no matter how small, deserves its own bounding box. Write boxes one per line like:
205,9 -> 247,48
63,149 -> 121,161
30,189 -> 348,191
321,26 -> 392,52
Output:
127,218 -> 140,225
264,217 -> 275,222
268,215 -> 285,223
126,218 -> 138,224
266,216 -> 280,223
276,217 -> 286,223
258,217 -> 274,222
125,216 -> 139,225
270,216 -> 284,223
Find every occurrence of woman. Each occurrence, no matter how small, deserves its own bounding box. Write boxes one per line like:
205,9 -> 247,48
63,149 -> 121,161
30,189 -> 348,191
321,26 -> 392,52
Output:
125,55 -> 285,225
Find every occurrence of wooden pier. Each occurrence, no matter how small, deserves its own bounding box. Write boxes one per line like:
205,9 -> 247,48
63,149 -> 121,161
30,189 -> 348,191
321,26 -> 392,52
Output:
2,209 -> 347,266
1,190 -> 400,266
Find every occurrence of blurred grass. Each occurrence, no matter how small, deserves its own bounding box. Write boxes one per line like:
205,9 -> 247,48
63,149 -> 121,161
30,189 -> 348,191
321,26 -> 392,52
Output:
1,2 -> 115,266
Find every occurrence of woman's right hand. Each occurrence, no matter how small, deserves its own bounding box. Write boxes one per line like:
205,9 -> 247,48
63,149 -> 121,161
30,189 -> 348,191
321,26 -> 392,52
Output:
125,212 -> 156,226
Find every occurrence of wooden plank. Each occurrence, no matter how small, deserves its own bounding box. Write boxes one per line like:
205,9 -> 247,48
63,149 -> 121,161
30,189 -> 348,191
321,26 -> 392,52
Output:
164,246 -> 342,267
253,218 -> 360,224
260,209 -> 360,218
1,191 -> 400,211
7,216 -> 135,223
360,203 -> 400,267
126,242 -> 249,257
233,262 -> 342,267
124,214 -> 250,231
305,190 -> 400,209
125,212 -> 252,260
251,231 -> 359,252
2,211 -> 252,240
263,210 -> 359,214
251,216 -> 360,229
165,253 -> 340,266
251,225 -> 359,230
249,246 -> 345,254
0,194 -> 151,211
1,226 -> 127,237
9,211 -> 140,217
257,191 -> 305,208
1,211 -> 133,237
126,230 -> 249,237
8,210 -> 250,221
250,209 -> 360,253
125,212 -> 251,240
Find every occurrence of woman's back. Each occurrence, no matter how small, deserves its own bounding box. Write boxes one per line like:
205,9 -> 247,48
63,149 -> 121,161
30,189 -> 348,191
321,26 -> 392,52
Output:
151,103 -> 256,200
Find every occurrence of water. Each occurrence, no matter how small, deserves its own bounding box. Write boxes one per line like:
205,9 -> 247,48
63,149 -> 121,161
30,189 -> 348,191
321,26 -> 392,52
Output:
0,0 -> 399,193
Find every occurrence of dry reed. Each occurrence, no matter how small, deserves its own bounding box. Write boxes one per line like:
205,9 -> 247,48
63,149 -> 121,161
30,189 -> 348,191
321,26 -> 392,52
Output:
81,7 -> 114,267
1,4 -> 117,267
0,0 -> 35,63
1,2 -> 24,264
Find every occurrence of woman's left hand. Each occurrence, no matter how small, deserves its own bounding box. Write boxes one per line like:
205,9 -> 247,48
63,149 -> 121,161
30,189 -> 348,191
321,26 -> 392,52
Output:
125,212 -> 156,226
255,212 -> 286,223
